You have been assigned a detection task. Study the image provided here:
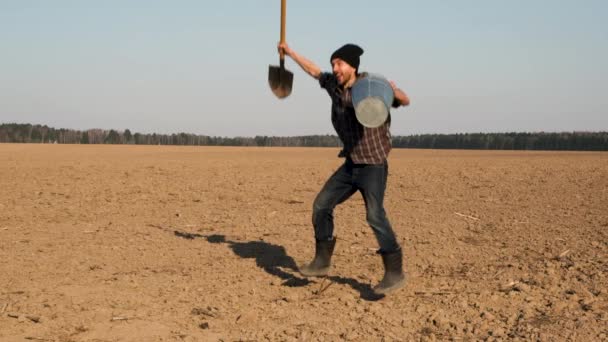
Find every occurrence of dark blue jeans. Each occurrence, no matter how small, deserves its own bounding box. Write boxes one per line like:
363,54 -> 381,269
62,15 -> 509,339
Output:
312,159 -> 401,253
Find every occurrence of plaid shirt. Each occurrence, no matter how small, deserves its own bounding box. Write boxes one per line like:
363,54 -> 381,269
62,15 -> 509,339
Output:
319,72 -> 396,165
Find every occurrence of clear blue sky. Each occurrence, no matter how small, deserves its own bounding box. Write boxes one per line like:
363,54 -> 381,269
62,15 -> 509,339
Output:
1,0 -> 607,136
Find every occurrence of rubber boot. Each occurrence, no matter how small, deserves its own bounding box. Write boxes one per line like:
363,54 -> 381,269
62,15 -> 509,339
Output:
299,238 -> 336,277
373,248 -> 406,295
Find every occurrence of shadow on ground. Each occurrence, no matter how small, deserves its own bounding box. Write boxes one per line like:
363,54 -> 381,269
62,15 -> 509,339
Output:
173,229 -> 383,301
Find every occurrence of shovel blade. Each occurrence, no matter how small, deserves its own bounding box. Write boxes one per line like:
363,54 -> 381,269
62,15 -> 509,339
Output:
269,65 -> 293,99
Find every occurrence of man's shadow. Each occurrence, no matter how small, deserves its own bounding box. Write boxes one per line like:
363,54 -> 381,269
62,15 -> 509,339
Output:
174,230 -> 383,300
207,233 -> 310,287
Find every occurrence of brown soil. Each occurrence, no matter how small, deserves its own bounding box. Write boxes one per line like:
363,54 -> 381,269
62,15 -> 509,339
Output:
1,144 -> 607,341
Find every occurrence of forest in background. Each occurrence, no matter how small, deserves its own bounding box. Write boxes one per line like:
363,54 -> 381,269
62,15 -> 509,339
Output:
1,123 -> 607,151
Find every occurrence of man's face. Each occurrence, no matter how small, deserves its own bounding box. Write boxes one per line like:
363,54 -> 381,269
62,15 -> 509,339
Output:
331,58 -> 356,86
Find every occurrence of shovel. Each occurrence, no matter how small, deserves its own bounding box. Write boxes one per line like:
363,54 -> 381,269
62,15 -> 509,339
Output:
268,0 -> 293,99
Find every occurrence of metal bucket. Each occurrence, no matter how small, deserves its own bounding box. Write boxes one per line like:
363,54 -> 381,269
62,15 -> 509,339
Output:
351,73 -> 394,128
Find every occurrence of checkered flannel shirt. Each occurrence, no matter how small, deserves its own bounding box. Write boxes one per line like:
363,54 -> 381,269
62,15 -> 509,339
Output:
319,72 -> 398,165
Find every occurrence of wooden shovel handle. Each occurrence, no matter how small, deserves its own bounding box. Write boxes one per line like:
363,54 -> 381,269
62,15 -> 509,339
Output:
280,0 -> 286,60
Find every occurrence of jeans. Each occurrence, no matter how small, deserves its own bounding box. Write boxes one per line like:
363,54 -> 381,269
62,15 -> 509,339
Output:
312,158 -> 400,253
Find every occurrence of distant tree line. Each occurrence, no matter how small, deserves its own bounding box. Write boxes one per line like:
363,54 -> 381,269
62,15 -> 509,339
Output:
0,123 -> 341,147
392,132 -> 608,151
1,123 -> 607,151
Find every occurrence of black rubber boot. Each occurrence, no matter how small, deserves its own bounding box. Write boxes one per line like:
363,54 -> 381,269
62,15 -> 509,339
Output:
299,238 -> 337,277
373,248 -> 406,295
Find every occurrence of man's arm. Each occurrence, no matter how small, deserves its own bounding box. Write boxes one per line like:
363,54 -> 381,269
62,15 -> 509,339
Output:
389,81 -> 410,107
278,42 -> 322,80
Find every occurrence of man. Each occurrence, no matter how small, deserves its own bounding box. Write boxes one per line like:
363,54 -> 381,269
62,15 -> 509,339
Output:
278,42 -> 410,295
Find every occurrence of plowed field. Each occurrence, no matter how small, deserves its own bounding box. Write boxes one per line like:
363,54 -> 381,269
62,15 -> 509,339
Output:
1,144 -> 607,341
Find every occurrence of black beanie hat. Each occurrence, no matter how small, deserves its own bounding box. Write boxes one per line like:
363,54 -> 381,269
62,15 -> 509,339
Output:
330,44 -> 364,70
